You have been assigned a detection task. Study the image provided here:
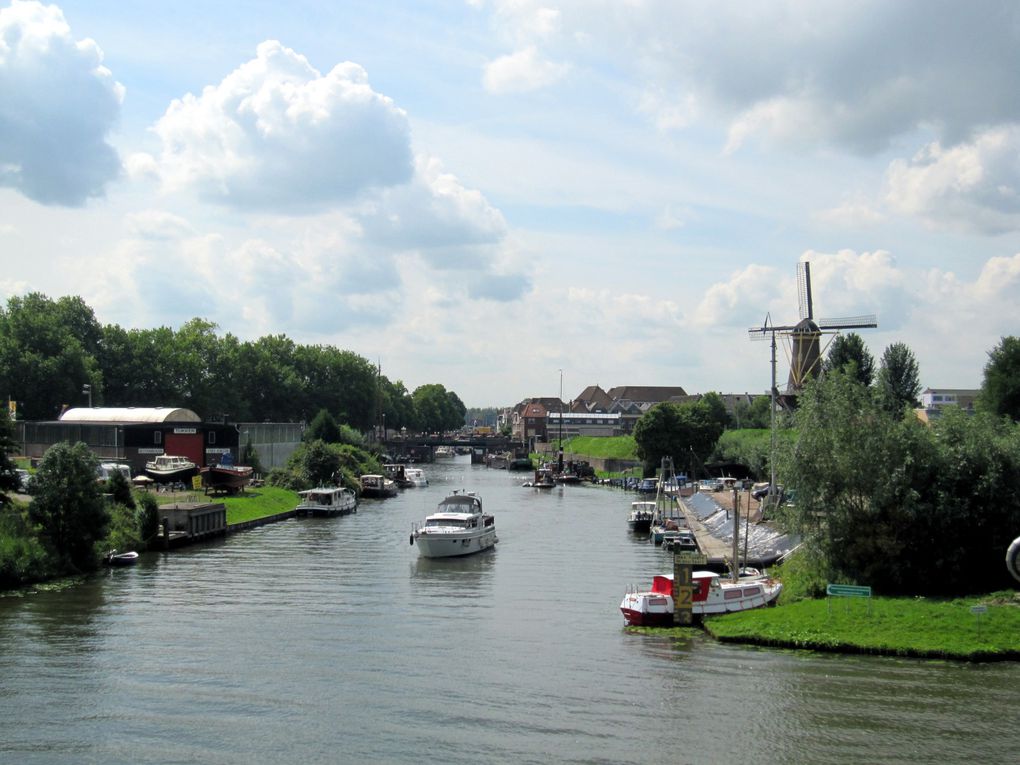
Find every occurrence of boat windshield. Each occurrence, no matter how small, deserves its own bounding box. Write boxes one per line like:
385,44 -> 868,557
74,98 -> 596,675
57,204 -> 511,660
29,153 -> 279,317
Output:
425,517 -> 472,528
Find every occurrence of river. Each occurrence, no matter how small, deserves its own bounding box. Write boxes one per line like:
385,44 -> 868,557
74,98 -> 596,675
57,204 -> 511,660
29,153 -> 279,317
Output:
1,457 -> 1018,764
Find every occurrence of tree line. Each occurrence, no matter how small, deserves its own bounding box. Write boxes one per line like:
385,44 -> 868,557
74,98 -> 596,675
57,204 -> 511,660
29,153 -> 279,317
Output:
0,293 -> 466,433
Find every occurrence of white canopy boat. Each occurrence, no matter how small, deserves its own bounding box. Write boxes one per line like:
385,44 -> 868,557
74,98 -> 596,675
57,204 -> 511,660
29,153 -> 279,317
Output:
410,491 -> 497,558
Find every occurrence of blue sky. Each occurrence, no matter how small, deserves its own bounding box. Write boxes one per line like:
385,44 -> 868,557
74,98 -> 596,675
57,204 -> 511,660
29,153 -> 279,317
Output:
2,0 -> 1019,406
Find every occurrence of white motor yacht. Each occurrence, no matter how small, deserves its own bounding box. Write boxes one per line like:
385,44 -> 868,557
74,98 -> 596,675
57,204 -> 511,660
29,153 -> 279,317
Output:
410,491 -> 497,558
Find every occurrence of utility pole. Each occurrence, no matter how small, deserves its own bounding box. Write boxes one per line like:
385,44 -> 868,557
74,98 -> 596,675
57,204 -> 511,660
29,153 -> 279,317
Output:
82,383 -> 92,408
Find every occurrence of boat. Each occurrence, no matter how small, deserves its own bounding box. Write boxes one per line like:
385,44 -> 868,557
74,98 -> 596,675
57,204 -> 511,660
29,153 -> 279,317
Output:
434,445 -> 455,459
523,467 -> 556,489
403,467 -> 428,487
635,477 -> 658,494
97,462 -> 131,482
200,454 -> 253,494
383,463 -> 413,488
662,528 -> 698,552
145,454 -> 198,483
295,486 -> 358,517
410,490 -> 497,558
359,474 -> 398,498
627,501 -> 655,533
620,570 -> 782,626
104,550 -> 139,567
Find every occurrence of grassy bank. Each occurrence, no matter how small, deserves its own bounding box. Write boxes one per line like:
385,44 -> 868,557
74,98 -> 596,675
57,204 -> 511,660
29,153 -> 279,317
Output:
563,435 -> 637,460
149,485 -> 299,525
702,592 -> 1020,661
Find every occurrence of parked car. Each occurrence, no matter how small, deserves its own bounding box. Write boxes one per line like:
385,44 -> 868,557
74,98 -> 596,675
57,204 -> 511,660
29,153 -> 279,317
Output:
698,478 -> 723,492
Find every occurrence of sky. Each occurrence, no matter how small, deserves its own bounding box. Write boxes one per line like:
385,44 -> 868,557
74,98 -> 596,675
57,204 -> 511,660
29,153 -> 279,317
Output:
1,0 -> 1019,407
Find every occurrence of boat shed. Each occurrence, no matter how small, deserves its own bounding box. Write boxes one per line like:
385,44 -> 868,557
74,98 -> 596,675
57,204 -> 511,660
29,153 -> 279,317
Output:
16,407 -> 241,475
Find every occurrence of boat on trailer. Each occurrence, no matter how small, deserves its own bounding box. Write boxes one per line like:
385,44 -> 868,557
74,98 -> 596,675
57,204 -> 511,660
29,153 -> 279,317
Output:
410,491 -> 497,558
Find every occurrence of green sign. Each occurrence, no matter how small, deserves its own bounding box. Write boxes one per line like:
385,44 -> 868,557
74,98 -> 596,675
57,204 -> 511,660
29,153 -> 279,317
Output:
826,584 -> 872,598
674,551 -> 708,565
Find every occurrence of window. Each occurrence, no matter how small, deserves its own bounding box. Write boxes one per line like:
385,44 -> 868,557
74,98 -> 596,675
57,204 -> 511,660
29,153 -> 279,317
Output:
154,431 -> 161,445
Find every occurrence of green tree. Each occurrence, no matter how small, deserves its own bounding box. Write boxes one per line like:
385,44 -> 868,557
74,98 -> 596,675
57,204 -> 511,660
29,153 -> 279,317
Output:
779,371 -> 1020,595
106,469 -> 135,509
733,395 -> 771,429
699,391 -> 732,430
28,442 -> 109,572
0,409 -> 21,502
824,332 -> 875,387
633,401 -> 724,475
412,384 -> 464,433
136,493 -> 161,547
305,409 -> 342,443
875,342 -> 921,416
0,293 -> 102,419
979,336 -> 1020,421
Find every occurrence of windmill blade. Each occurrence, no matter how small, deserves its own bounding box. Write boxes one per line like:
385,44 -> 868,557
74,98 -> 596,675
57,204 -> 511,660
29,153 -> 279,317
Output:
816,314 -> 878,329
797,261 -> 813,321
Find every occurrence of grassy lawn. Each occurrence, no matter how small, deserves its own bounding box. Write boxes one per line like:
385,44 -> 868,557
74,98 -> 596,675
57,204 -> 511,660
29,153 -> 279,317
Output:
143,485 -> 300,525
564,435 -> 638,460
702,592 -> 1020,661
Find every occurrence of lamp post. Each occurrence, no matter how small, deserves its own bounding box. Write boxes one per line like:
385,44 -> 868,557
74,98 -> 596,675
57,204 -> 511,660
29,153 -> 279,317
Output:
558,369 -> 564,473
82,384 -> 92,408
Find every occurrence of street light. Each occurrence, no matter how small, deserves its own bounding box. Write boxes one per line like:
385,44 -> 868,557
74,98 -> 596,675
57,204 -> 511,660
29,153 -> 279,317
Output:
82,384 -> 92,408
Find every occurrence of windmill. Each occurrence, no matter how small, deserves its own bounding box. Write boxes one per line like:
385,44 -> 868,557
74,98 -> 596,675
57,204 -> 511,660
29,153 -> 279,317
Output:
749,261 -> 878,400
748,261 -> 878,505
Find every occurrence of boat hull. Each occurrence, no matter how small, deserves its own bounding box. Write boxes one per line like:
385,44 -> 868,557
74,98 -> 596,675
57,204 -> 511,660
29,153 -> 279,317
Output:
413,530 -> 497,558
200,466 -> 253,493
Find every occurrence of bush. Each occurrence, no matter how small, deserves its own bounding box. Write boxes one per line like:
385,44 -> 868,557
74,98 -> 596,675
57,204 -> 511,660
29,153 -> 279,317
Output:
136,493 -> 161,547
0,507 -> 52,588
102,502 -> 143,555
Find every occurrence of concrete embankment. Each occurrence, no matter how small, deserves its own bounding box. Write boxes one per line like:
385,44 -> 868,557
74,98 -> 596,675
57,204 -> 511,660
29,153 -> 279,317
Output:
678,491 -> 797,568
227,510 -> 297,534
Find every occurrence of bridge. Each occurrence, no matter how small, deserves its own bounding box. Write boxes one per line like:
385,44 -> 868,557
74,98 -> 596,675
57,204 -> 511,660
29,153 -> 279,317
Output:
383,434 -> 517,453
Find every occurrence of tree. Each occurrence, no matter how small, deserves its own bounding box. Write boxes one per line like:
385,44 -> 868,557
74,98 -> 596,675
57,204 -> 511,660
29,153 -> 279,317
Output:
875,342 -> 921,416
979,336 -> 1020,421
28,442 -> 109,572
305,409 -> 342,443
733,395 -> 771,429
779,371 -> 1020,595
0,409 -> 21,503
0,293 -> 102,419
412,384 -> 463,433
824,332 -> 875,387
699,392 -> 732,430
106,469 -> 135,509
633,401 -> 724,475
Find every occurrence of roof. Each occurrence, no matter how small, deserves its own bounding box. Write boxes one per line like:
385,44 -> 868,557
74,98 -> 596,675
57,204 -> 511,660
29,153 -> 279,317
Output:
606,386 -> 688,403
58,407 -> 202,424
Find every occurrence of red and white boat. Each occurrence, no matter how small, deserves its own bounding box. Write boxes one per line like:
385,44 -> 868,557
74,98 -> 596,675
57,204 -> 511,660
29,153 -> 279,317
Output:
620,570 -> 782,626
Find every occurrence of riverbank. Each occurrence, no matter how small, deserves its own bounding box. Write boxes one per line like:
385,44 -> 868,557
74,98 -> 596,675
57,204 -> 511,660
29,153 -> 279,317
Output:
632,592 -> 1020,662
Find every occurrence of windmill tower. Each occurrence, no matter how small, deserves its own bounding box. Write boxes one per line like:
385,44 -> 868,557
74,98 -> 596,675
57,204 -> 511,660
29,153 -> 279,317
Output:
748,260 -> 878,502
750,261 -> 878,398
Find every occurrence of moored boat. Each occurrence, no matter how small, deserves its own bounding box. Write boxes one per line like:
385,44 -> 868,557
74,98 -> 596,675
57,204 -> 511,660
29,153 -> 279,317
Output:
360,474 -> 398,498
620,570 -> 782,625
145,455 -> 197,484
104,550 -> 139,566
410,491 -> 497,558
295,486 -> 357,517
403,467 -> 428,487
627,501 -> 655,533
524,467 -> 556,489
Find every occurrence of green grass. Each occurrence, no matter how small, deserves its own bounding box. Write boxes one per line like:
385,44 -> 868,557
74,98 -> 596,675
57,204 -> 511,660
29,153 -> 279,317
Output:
142,485 -> 300,525
704,592 -> 1020,661
562,436 -> 637,460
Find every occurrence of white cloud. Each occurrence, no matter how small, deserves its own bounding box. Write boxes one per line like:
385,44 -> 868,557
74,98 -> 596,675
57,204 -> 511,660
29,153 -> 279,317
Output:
0,0 -> 123,205
813,198 -> 885,228
359,154 -> 506,259
885,127 -> 1020,234
153,40 -> 413,211
483,46 -> 569,94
